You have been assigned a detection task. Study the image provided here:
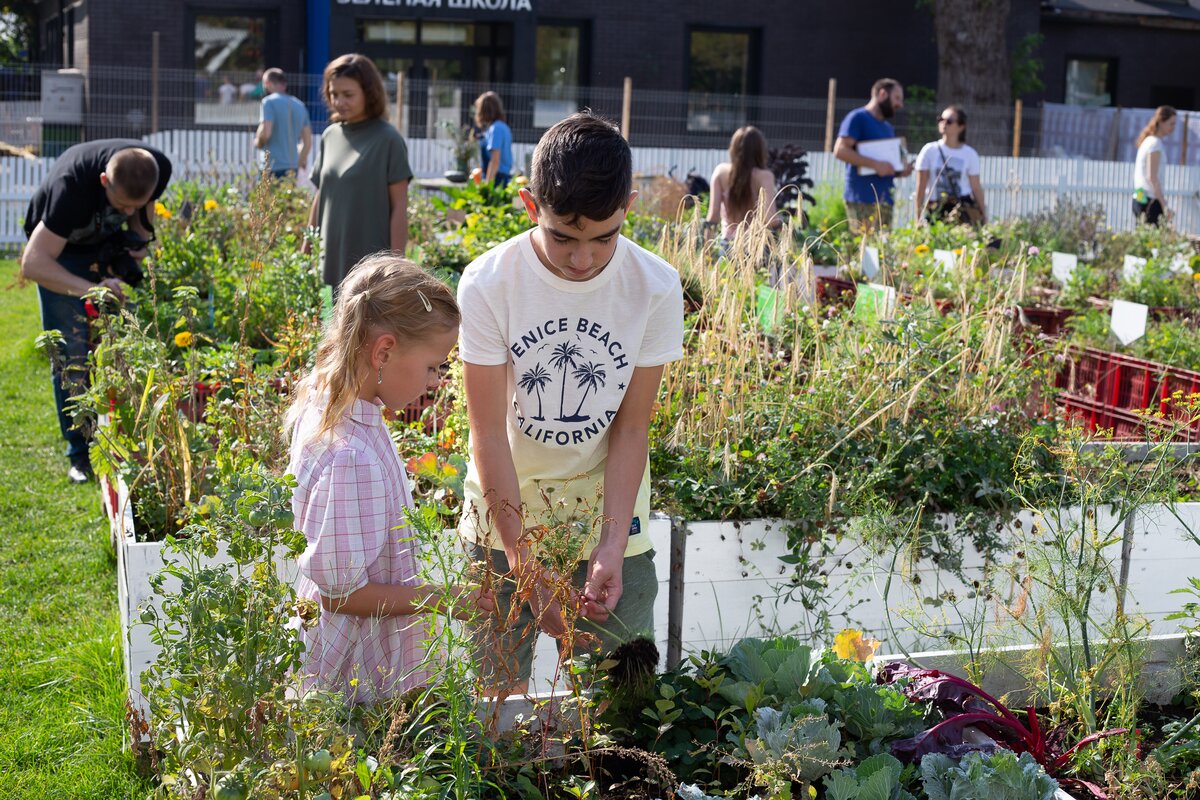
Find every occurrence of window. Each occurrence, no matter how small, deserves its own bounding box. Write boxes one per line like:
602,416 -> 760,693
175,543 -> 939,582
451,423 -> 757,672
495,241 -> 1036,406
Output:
1064,58 -> 1116,107
534,22 -> 586,128
687,27 -> 758,132
192,14 -> 272,125
358,19 -> 417,45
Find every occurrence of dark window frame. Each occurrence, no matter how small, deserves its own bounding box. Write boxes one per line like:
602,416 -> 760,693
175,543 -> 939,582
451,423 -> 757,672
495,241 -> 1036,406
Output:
534,18 -> 591,88
184,7 -> 281,74
684,24 -> 761,97
1063,55 -> 1118,107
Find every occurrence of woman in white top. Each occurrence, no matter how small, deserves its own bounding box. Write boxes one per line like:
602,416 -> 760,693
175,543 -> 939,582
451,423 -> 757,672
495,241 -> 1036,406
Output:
707,126 -> 780,242
1133,105 -> 1176,226
914,105 -> 986,226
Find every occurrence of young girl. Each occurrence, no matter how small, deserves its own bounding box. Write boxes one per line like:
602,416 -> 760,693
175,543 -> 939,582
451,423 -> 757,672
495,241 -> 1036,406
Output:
706,126 -> 781,244
1133,105 -> 1176,226
914,105 -> 986,226
474,91 -> 513,188
287,253 -> 491,703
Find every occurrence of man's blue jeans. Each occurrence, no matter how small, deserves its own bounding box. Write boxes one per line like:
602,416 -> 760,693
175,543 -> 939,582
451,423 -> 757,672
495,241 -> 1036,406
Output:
37,283 -> 91,460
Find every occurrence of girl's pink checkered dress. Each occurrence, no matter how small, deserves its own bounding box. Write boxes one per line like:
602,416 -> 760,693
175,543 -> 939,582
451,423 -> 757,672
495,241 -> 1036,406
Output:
289,397 -> 431,702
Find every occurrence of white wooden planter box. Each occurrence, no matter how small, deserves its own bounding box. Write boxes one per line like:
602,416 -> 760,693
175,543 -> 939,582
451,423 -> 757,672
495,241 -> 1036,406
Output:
109,475 -> 299,723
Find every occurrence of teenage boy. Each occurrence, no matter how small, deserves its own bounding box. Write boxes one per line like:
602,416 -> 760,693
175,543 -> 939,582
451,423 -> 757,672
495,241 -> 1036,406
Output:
457,112 -> 684,694
20,140 -> 172,483
834,77 -> 914,234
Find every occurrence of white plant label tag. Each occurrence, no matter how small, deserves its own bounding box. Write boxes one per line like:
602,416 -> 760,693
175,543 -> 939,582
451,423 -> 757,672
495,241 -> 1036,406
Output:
1110,299 -> 1148,346
1122,254 -> 1147,283
933,249 -> 956,274
861,246 -> 880,280
1051,251 -> 1078,285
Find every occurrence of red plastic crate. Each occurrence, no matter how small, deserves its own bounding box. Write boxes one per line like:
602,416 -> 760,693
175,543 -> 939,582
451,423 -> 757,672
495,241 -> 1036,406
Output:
1016,306 -> 1073,337
816,276 -> 858,309
1055,394 -> 1175,441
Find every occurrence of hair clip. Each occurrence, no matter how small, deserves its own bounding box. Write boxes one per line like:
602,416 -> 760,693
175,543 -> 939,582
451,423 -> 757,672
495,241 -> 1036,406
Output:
416,290 -> 432,312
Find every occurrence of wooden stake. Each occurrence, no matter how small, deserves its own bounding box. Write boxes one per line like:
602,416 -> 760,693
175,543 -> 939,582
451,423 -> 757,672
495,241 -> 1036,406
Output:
1181,113 -> 1189,165
1012,98 -> 1023,159
393,72 -> 404,135
150,31 -> 160,134
621,76 -> 632,141
824,78 -> 837,153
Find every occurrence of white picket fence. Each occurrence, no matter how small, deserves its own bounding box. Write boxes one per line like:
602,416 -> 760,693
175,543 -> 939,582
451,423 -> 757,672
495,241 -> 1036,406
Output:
2,129 -> 1198,249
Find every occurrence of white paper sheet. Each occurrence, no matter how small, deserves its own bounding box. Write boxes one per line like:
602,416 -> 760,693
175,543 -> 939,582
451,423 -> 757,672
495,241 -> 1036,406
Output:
1051,251 -> 1078,285
1111,299 -> 1148,346
856,137 -> 904,176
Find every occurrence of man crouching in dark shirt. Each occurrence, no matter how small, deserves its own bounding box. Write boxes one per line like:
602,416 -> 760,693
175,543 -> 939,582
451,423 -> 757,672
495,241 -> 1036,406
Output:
19,139 -> 172,483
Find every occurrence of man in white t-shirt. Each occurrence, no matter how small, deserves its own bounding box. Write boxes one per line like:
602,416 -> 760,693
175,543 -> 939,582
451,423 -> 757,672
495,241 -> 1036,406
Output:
457,112 -> 684,694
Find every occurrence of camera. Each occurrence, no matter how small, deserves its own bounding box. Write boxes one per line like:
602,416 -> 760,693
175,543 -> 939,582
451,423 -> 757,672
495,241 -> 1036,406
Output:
95,229 -> 149,287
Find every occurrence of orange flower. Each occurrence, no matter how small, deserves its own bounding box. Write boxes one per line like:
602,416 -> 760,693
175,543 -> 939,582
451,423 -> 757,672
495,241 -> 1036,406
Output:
833,628 -> 881,662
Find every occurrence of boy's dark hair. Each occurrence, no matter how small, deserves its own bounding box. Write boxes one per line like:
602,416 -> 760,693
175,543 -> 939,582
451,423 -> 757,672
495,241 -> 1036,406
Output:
529,111 -> 631,223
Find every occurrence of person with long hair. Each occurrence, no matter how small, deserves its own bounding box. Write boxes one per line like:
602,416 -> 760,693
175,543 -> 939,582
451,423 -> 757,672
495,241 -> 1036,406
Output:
913,105 -> 986,226
474,91 -> 513,187
1133,106 -> 1176,226
706,125 -> 779,242
303,54 -> 413,291
286,254 -> 493,703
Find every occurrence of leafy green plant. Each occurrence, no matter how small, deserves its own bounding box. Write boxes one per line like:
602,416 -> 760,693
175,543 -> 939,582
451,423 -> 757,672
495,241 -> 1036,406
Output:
735,703 -> 845,796
920,750 -> 1058,800
822,752 -> 916,800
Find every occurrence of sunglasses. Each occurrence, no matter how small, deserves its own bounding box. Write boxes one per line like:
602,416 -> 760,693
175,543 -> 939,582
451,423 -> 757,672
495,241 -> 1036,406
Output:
938,116 -> 959,125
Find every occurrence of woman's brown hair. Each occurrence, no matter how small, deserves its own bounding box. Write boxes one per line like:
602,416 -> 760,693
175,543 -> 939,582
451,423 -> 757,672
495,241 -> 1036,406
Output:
1136,106 -> 1176,148
323,53 -> 389,122
727,125 -> 770,213
475,91 -> 506,126
287,253 -> 459,444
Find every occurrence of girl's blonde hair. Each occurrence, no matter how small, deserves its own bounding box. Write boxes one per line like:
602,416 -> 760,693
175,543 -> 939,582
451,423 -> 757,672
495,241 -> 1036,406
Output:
1136,105 -> 1176,148
288,253 -> 460,443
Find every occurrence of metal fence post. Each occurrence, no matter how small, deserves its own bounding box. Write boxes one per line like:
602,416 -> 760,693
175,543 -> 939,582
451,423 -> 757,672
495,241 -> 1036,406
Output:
621,77 -> 632,141
1012,98 -> 1022,159
150,32 -> 160,135
394,72 -> 405,135
666,516 -> 686,669
824,78 -> 837,153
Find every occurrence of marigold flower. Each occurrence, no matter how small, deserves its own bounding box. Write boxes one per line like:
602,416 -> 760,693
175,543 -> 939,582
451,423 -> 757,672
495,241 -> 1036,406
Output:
204,198 -> 219,211
154,201 -> 172,219
914,244 -> 931,255
953,247 -> 963,256
174,331 -> 193,347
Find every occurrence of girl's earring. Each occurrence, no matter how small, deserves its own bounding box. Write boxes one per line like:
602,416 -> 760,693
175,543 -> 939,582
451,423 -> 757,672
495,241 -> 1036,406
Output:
377,365 -> 384,385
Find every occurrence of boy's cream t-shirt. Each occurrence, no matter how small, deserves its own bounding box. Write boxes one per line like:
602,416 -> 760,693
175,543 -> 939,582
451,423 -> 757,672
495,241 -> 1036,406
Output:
456,229 -> 685,560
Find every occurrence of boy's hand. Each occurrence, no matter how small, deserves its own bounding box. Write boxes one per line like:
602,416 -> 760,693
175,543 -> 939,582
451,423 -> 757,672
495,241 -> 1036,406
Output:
582,541 -> 625,621
450,583 -> 495,620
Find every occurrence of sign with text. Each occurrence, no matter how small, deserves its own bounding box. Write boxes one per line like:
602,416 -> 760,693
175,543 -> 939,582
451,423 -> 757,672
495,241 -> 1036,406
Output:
1051,251 -> 1078,285
1110,299 -> 1148,346
335,0 -> 533,9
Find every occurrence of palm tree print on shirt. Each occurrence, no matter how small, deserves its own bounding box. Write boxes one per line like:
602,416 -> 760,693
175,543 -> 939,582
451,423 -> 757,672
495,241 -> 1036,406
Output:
561,361 -> 607,422
518,363 -> 551,421
549,340 -> 583,421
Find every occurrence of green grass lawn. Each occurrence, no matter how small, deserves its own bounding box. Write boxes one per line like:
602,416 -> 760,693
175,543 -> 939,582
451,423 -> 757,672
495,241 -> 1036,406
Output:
0,262 -> 150,797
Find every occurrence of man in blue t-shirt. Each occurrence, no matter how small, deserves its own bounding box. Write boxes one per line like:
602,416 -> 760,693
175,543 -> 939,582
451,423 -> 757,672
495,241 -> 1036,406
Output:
254,68 -> 312,178
834,78 -> 913,234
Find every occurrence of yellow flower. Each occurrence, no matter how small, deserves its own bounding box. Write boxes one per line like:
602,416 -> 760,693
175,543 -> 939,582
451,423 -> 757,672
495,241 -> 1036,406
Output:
1193,271 -> 1200,281
174,331 -> 193,347
249,260 -> 266,270
953,247 -> 963,256
914,244 -> 930,255
204,198 -> 219,211
154,201 -> 172,220
832,628 -> 881,662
